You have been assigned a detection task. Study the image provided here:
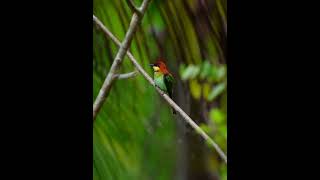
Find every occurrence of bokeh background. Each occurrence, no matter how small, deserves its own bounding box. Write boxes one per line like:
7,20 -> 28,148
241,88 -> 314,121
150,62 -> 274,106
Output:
93,0 -> 227,179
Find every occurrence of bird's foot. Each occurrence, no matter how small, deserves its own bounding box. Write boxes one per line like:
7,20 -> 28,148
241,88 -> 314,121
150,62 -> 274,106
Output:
159,89 -> 165,96
154,84 -> 166,96
154,84 -> 161,91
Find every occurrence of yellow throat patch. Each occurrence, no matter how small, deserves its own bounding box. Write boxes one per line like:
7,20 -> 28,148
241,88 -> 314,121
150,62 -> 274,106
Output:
152,66 -> 160,72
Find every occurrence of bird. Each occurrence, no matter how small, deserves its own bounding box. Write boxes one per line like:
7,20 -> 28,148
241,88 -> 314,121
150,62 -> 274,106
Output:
150,59 -> 176,114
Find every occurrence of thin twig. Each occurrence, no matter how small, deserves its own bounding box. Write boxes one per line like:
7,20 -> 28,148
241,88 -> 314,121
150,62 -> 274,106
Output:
125,0 -> 142,15
93,18 -> 227,164
113,71 -> 138,79
92,0 -> 152,121
93,15 -> 122,46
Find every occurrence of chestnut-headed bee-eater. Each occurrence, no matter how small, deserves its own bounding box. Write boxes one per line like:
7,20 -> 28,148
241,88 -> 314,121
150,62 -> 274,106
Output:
150,59 -> 176,114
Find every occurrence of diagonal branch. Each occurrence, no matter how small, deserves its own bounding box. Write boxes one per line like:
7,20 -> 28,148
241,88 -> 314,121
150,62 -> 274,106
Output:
93,18 -> 227,164
126,0 -> 142,15
113,71 -> 138,79
93,0 -> 152,121
93,15 -> 122,47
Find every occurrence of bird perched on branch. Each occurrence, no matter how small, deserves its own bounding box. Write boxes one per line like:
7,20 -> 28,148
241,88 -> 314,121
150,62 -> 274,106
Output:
150,59 -> 176,114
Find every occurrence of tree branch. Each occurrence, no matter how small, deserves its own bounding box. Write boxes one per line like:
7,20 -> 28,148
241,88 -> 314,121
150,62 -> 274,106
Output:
93,15 -> 122,46
92,0 -> 152,121
93,19 -> 227,164
113,71 -> 138,79
125,0 -> 142,15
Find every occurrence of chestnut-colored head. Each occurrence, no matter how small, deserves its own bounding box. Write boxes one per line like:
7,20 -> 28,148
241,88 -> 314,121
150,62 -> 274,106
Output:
149,60 -> 170,74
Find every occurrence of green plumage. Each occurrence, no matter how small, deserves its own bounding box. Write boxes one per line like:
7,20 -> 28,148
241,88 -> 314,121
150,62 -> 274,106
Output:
154,72 -> 176,114
154,72 -> 174,98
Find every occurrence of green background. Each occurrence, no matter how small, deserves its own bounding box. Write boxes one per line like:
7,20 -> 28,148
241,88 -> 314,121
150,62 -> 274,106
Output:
93,0 -> 227,179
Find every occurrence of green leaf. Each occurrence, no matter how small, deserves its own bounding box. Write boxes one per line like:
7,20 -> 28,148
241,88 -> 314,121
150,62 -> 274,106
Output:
209,109 -> 226,125
203,83 -> 211,100
189,79 -> 201,99
208,66 -> 217,82
200,61 -> 212,79
181,64 -> 200,81
179,63 -> 186,78
208,82 -> 226,101
217,65 -> 227,81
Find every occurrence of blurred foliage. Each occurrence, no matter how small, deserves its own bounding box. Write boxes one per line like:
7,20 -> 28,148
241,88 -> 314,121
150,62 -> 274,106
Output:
93,0 -> 227,180
180,61 -> 227,101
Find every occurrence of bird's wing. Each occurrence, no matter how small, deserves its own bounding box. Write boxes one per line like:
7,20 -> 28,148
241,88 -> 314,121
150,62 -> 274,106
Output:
164,74 -> 174,99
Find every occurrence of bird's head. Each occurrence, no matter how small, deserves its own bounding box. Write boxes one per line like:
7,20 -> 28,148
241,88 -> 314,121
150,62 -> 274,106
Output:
149,59 -> 169,74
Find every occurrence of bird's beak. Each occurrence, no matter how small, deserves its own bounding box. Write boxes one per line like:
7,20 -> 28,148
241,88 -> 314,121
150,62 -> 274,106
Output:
149,64 -> 154,67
